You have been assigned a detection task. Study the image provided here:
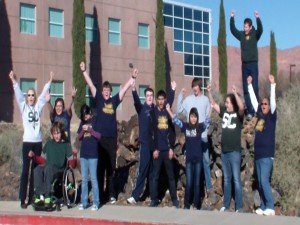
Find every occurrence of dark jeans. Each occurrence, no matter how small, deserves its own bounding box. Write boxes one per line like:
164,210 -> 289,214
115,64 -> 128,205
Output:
34,164 -> 64,197
19,142 -> 42,202
131,143 -> 152,201
242,62 -> 259,116
151,151 -> 177,203
98,137 -> 117,201
185,160 -> 202,209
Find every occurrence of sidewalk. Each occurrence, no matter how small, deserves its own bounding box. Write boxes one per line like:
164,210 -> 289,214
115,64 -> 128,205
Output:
0,201 -> 299,225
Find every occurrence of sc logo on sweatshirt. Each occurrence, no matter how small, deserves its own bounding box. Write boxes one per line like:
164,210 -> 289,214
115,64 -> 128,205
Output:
222,112 -> 237,129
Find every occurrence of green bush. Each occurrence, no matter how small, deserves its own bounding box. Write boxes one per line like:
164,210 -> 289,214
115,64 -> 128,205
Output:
273,84 -> 300,211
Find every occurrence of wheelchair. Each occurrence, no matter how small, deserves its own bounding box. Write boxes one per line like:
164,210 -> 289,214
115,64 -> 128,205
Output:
32,158 -> 79,211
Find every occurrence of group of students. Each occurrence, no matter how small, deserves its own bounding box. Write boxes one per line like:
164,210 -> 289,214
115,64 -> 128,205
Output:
10,9 -> 276,216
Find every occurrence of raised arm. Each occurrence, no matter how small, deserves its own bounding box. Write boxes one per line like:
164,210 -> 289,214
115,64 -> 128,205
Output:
80,62 -> 96,97
230,10 -> 241,40
131,78 -> 142,113
166,103 -> 183,129
231,85 -> 244,116
66,87 -> 77,117
206,84 -> 220,114
247,76 -> 258,112
119,68 -> 137,101
9,71 -> 25,108
269,74 -> 276,114
37,71 -> 53,111
255,11 -> 263,40
167,81 -> 176,108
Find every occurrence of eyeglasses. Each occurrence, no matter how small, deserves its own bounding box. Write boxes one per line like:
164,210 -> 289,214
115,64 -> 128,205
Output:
261,102 -> 269,106
27,94 -> 35,97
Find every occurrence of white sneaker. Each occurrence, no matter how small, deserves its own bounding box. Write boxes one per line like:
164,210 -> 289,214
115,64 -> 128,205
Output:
220,206 -> 227,212
263,208 -> 275,216
91,205 -> 98,211
78,204 -> 86,210
127,197 -> 136,204
255,208 -> 264,215
110,197 -> 116,204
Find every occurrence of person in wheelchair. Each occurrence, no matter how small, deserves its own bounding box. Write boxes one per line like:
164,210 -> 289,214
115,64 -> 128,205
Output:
28,121 -> 75,209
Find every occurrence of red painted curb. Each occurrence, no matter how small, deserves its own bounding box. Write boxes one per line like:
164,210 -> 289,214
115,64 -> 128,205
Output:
0,215 -> 164,225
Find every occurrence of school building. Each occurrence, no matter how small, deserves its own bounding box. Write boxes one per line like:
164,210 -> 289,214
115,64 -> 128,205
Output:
0,0 -> 211,123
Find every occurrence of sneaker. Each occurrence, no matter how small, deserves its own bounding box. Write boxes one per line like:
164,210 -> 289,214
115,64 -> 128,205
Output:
20,200 -> 27,209
173,199 -> 180,209
255,208 -> 264,215
149,200 -> 158,207
110,197 -> 116,204
220,206 -> 229,212
235,208 -> 245,213
127,197 -> 136,204
91,205 -> 98,211
263,208 -> 275,216
78,204 -> 87,210
44,198 -> 51,204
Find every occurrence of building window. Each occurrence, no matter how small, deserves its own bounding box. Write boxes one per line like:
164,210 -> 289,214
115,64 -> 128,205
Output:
139,85 -> 149,104
111,83 -> 121,109
20,3 -> 36,34
49,8 -> 64,38
85,14 -> 98,42
50,81 -> 64,106
138,23 -> 149,49
108,18 -> 121,45
163,1 -> 211,90
20,79 -> 36,95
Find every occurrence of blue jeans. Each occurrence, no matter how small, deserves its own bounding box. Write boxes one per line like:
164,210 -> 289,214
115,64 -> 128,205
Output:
221,150 -> 243,210
242,62 -> 259,116
131,143 -> 152,201
202,142 -> 212,191
80,158 -> 99,207
185,160 -> 202,209
255,157 -> 274,210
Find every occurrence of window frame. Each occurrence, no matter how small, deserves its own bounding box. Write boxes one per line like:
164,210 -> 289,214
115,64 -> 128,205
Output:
20,3 -> 36,35
49,8 -> 64,38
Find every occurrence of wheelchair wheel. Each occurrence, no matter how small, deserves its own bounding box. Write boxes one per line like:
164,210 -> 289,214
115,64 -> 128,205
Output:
62,167 -> 78,208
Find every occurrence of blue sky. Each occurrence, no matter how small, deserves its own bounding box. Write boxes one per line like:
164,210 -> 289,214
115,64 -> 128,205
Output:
172,0 -> 300,50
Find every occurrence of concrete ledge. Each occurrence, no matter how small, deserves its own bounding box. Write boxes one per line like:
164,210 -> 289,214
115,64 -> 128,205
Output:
0,201 -> 299,225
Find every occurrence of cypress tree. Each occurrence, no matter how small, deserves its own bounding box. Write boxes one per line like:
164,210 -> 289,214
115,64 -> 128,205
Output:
270,31 -> 277,80
155,0 -> 166,93
217,0 -> 228,96
72,0 -> 86,117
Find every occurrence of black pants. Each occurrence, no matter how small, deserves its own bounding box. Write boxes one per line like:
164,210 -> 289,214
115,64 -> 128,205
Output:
19,142 -> 42,202
34,164 -> 64,196
151,151 -> 177,202
98,137 -> 117,201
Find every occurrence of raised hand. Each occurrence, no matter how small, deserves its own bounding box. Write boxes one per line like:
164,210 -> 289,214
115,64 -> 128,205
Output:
254,11 -> 259,18
71,87 -> 77,98
269,74 -> 275,84
49,71 -> 54,82
80,62 -> 86,72
232,85 -> 238,94
247,76 -> 253,85
231,10 -> 236,17
9,70 -> 15,83
45,91 -> 51,102
132,68 -> 138,79
206,84 -> 211,93
171,81 -> 176,91
166,103 -> 171,111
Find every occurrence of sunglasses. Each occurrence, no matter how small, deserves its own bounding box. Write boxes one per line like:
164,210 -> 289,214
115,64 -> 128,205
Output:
261,102 -> 269,106
27,94 -> 35,97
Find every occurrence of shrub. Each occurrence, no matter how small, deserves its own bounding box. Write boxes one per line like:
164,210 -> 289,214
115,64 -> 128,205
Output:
273,84 -> 300,211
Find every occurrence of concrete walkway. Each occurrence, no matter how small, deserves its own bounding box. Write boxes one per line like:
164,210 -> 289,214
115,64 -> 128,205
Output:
0,201 -> 299,225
